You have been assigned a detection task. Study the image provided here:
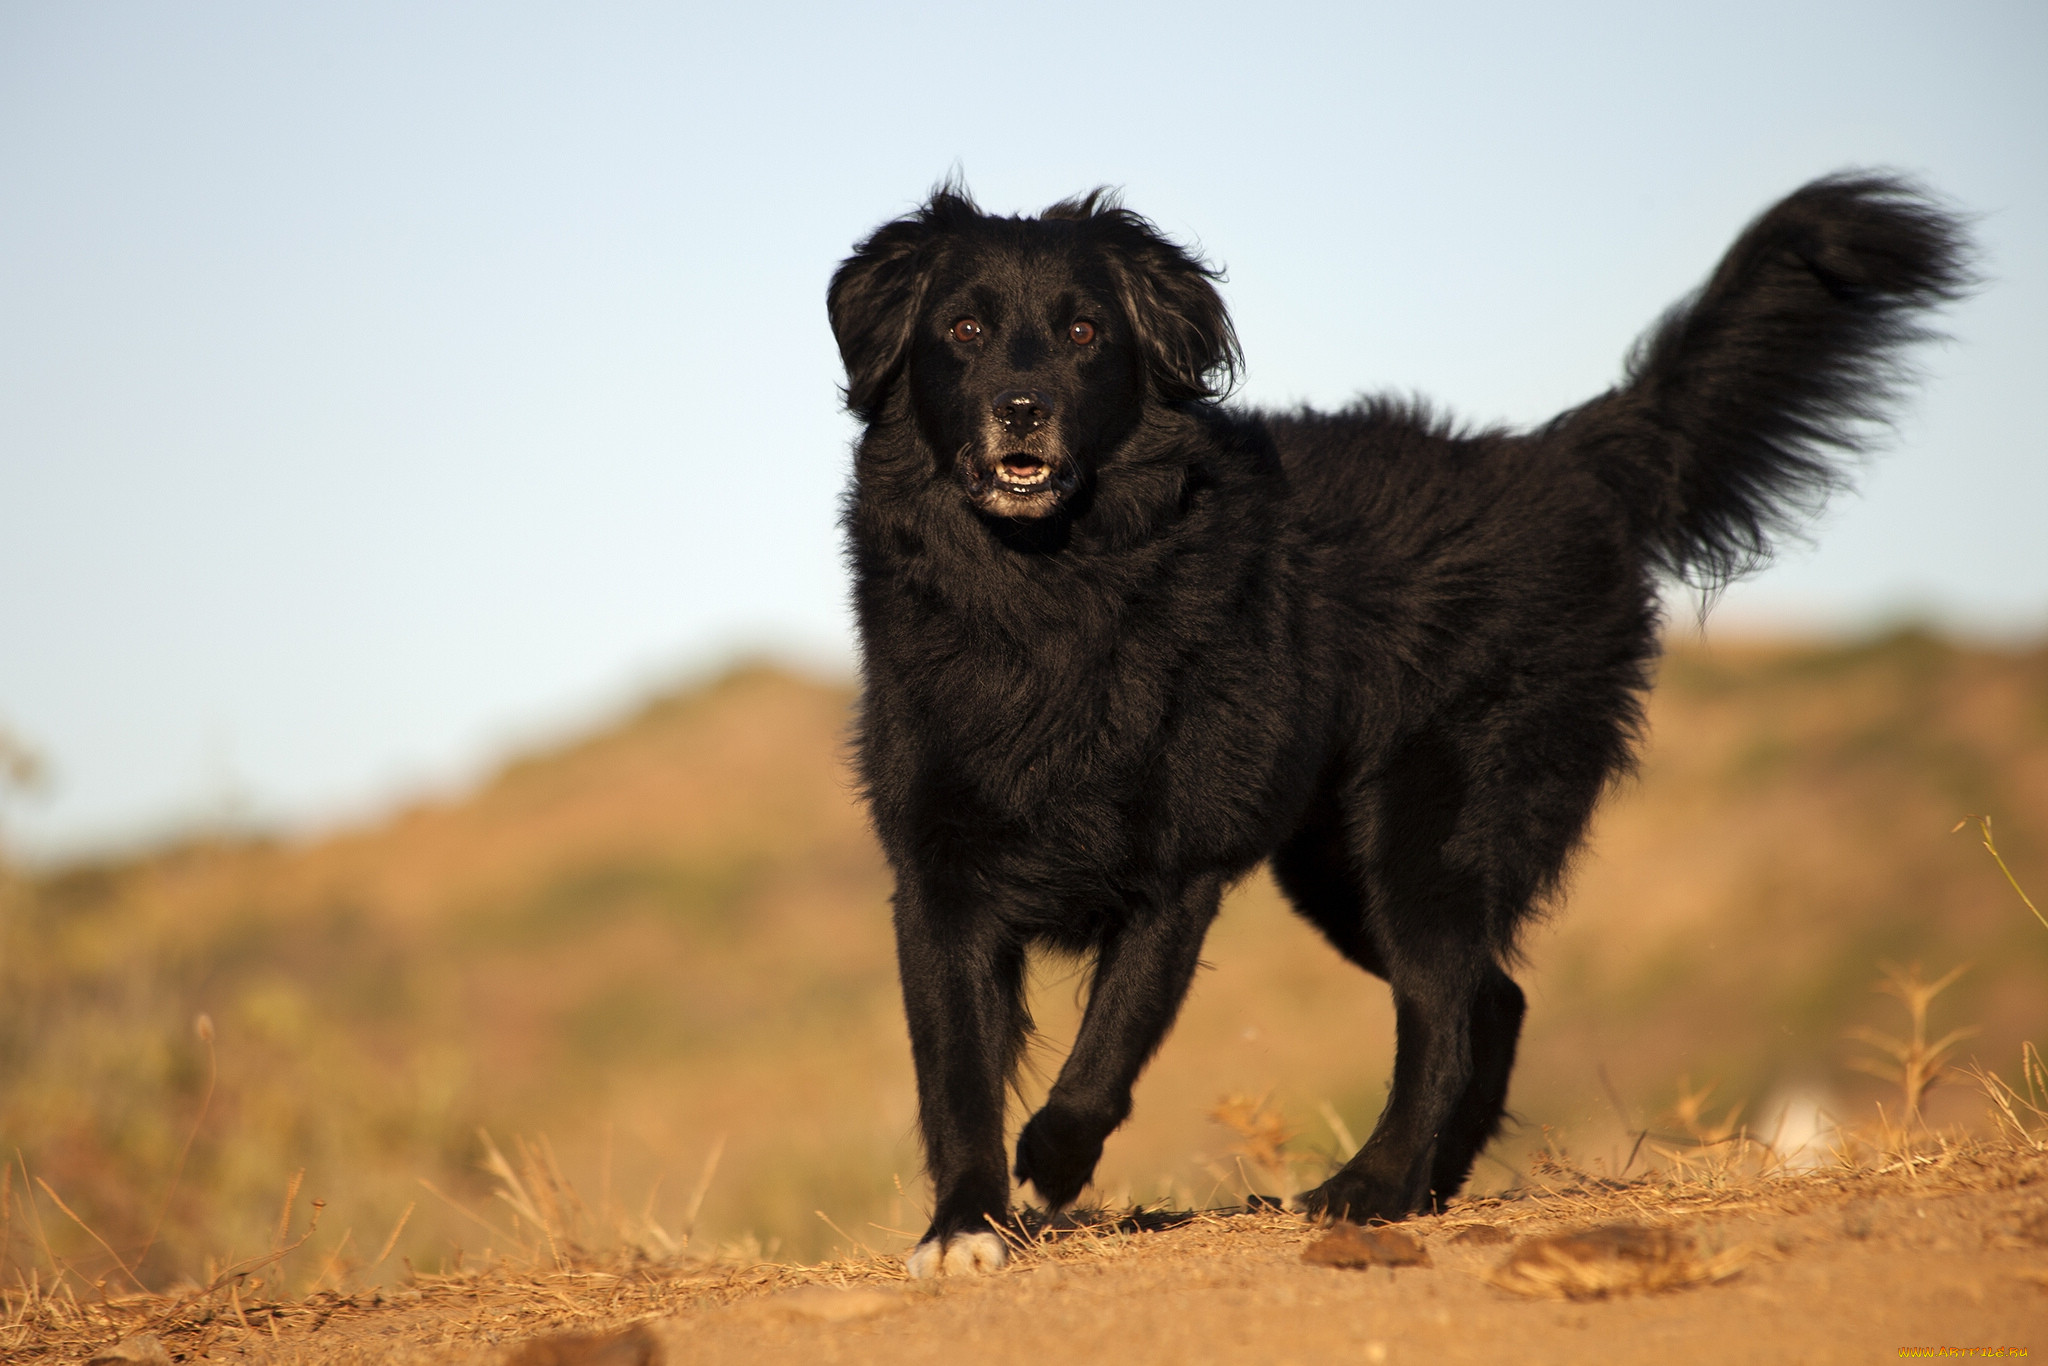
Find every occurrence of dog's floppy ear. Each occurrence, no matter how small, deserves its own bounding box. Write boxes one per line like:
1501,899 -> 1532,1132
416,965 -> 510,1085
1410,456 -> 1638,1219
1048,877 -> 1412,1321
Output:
828,189 -> 978,423
1059,196 -> 1241,404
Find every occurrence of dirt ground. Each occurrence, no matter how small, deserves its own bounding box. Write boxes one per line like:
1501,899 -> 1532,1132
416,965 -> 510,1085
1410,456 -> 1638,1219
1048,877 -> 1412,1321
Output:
14,1139 -> 2044,1366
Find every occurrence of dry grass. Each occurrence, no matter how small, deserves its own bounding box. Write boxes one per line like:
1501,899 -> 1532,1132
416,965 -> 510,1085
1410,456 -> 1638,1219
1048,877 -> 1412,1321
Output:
1958,814 -> 2048,934
4,631 -> 2046,1341
1972,1043 -> 2048,1150
7,1130 -> 2042,1363
1957,809 -> 2048,1155
7,913 -> 2044,1360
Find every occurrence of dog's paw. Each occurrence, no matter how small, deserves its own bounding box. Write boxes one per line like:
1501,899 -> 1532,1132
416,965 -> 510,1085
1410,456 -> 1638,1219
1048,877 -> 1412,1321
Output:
1013,1106 -> 1106,1210
904,1231 -> 1008,1279
1295,1171 -> 1424,1225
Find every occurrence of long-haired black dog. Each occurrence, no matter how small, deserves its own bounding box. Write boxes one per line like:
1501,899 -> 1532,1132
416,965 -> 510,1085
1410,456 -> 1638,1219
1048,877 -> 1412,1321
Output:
827,175 -> 1968,1276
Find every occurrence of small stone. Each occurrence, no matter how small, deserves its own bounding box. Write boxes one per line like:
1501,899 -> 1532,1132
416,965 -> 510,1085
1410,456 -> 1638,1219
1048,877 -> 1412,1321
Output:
1303,1223 -> 1432,1268
1448,1224 -> 1512,1245
500,1324 -> 661,1366
86,1336 -> 172,1366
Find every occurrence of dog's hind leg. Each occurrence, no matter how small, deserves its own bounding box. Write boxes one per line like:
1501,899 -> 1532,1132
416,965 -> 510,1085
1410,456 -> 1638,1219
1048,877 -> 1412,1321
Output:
1278,745 -> 1528,1222
893,879 -> 1030,1276
1013,874 -> 1224,1211
1425,964 -> 1524,1202
1287,689 -> 1625,1220
1295,937 -> 1497,1222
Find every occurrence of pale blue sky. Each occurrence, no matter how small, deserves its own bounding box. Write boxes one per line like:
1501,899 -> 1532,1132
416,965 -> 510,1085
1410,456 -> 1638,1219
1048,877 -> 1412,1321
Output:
2,1 -> 2043,857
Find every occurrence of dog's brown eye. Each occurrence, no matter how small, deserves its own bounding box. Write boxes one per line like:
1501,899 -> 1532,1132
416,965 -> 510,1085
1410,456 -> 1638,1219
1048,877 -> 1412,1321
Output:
951,318 -> 982,343
1069,320 -> 1097,345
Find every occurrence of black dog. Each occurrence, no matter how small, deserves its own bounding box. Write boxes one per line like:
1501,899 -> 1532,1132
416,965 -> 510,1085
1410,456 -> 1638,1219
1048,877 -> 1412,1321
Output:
827,175 -> 1968,1276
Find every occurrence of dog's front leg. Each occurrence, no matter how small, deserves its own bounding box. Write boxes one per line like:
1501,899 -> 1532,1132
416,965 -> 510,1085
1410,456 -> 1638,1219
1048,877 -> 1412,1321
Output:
893,882 -> 1028,1277
1013,875 -> 1224,1210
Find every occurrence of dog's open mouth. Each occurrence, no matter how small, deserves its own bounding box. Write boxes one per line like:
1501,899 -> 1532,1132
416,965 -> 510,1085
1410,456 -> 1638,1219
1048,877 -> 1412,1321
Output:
996,454 -> 1051,492
962,447 -> 1072,520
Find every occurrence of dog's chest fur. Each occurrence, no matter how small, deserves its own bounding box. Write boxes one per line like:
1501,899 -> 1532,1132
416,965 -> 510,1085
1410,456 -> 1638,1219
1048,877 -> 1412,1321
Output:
846,425 -> 1326,909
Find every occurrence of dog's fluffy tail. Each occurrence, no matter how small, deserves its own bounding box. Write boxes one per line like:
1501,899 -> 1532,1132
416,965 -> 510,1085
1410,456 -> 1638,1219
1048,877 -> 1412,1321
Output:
1556,173 -> 1973,588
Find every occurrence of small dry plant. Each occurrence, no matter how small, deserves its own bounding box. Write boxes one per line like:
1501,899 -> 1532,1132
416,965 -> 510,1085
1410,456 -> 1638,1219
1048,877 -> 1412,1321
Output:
1844,961 -> 1979,1126
418,1128 -> 723,1273
1667,1076 -> 1745,1146
1207,1093 -> 1309,1198
1955,814 -> 2048,1147
1643,1076 -> 1770,1178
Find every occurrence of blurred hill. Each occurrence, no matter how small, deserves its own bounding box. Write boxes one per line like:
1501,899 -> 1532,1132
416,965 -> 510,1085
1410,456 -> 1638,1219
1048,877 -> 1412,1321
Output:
2,631 -> 2044,1289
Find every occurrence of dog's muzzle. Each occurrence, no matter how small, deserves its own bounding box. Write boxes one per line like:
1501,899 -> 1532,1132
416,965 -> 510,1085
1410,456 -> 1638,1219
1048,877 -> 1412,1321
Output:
964,448 -> 1073,516
964,389 -> 1073,517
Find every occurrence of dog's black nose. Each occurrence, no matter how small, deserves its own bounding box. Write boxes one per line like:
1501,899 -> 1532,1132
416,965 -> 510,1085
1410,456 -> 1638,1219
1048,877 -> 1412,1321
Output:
993,390 -> 1050,435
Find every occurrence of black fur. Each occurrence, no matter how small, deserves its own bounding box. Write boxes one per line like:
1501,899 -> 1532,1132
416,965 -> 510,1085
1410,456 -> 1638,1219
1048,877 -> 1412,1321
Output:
828,174 -> 1969,1263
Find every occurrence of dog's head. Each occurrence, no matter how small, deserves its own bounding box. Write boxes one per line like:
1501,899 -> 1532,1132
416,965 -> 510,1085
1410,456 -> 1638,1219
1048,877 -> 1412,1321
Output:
829,186 -> 1241,520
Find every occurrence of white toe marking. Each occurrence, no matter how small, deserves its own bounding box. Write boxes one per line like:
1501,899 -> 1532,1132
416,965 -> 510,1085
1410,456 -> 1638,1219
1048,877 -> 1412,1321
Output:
943,1231 -> 1007,1275
905,1240 -> 942,1279
905,1231 -> 1008,1278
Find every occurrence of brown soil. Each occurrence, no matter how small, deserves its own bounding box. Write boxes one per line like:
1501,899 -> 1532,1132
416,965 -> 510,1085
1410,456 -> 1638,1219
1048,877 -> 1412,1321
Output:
8,633 -> 2047,1286
16,1140 -> 2045,1365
